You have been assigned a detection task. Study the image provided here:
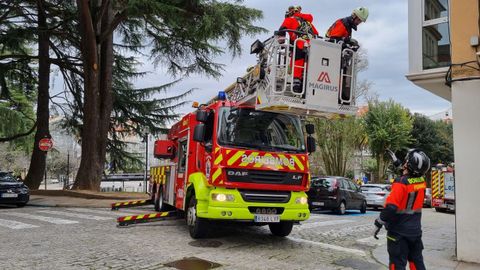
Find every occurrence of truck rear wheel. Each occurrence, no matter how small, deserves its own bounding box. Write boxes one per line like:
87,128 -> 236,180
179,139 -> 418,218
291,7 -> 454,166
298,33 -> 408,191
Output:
269,221 -> 293,237
186,194 -> 209,238
154,185 -> 166,212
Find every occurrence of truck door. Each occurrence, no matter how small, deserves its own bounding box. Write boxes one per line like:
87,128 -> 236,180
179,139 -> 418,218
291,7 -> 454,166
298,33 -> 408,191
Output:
176,138 -> 188,209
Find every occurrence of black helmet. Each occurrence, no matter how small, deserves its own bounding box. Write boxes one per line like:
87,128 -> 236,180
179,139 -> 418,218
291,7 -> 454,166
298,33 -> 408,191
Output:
404,149 -> 430,177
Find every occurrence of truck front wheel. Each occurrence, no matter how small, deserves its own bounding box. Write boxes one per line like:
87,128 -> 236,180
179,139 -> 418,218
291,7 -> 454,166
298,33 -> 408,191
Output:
269,221 -> 294,237
186,194 -> 209,238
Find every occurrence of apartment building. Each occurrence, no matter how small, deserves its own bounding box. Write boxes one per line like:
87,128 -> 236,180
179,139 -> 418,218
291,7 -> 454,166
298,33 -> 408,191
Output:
407,0 -> 480,263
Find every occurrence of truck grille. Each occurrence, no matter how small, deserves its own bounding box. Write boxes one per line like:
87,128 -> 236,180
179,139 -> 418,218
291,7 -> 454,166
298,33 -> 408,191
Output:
226,169 -> 303,185
239,189 -> 290,203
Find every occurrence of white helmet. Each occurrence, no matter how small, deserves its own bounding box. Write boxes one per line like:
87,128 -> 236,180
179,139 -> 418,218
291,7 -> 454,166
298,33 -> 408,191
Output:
353,7 -> 369,22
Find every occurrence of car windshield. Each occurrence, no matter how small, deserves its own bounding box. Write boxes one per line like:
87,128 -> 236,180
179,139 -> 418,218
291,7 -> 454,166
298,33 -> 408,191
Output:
217,107 -> 305,153
312,178 -> 335,188
0,172 -> 17,182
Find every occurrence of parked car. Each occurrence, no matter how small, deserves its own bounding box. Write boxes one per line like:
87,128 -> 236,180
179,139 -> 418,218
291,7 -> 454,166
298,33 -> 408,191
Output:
0,172 -> 30,207
424,188 -> 432,208
360,184 -> 391,210
307,176 -> 367,214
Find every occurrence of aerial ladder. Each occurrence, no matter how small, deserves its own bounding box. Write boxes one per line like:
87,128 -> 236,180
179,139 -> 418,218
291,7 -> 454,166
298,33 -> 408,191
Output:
213,30 -> 360,119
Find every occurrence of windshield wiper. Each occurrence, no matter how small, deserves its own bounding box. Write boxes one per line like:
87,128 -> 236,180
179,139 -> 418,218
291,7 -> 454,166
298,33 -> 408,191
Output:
269,145 -> 303,153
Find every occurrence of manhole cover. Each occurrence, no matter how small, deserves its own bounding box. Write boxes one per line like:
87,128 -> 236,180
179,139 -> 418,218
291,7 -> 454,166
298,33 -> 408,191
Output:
188,240 -> 223,248
334,258 -> 382,270
164,257 -> 221,270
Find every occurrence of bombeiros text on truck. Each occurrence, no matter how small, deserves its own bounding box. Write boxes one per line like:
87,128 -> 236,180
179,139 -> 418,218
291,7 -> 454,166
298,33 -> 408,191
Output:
114,27 -> 361,238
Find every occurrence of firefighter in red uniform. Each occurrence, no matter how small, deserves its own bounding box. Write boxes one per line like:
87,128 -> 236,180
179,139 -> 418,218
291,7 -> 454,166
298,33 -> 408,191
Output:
278,6 -> 319,93
374,149 -> 431,270
326,7 -> 369,43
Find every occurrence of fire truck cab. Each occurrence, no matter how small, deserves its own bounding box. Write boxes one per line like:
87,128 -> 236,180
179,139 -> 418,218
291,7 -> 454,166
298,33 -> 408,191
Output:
151,97 -> 315,238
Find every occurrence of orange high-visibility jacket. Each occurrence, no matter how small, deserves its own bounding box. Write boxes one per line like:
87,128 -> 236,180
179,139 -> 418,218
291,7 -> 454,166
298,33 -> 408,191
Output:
379,175 -> 426,237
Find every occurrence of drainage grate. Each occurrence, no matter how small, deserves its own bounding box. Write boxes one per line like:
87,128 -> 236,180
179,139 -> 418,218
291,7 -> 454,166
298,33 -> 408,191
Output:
188,240 -> 223,248
164,257 -> 222,270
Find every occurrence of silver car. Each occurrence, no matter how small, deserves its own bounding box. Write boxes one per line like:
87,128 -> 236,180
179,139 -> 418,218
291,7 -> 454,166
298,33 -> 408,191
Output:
360,184 -> 391,209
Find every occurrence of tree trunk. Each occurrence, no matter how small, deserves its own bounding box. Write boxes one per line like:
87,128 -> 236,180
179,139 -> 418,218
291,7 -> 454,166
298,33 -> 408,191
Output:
96,2 -> 114,190
24,1 -> 51,190
73,0 -> 101,190
73,0 -> 114,191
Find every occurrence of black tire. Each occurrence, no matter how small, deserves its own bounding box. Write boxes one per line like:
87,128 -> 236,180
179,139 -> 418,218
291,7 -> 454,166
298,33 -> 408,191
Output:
337,201 -> 346,215
360,201 -> 367,213
154,185 -> 166,212
186,194 -> 209,239
269,221 -> 294,237
17,203 -> 27,207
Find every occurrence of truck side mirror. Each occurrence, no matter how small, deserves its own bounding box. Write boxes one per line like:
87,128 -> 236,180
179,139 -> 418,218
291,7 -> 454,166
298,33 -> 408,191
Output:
196,110 -> 208,122
305,124 -> 315,135
307,136 -> 316,153
193,123 -> 206,142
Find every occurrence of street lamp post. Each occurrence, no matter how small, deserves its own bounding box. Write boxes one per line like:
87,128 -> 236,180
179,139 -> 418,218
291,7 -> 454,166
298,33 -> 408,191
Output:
144,132 -> 148,194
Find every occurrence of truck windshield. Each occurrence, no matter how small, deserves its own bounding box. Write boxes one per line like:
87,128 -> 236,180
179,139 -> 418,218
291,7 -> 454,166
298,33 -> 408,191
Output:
217,108 -> 306,153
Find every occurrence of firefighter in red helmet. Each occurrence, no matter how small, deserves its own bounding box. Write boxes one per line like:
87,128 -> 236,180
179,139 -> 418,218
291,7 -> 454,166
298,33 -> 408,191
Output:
278,6 -> 318,93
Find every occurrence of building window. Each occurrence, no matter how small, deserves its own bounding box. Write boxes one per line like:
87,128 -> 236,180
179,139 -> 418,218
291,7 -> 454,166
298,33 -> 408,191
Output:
422,0 -> 451,70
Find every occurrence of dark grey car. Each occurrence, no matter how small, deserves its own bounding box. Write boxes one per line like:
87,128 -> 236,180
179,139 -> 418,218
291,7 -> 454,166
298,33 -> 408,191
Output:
307,176 -> 367,214
0,172 -> 29,207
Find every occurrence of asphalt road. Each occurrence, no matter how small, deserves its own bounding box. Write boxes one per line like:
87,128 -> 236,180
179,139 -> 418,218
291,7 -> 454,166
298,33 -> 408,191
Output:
0,205 -> 456,270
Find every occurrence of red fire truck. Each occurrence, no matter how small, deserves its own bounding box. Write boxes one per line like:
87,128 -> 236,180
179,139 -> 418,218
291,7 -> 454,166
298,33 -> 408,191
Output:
431,164 -> 455,212
150,96 -> 316,238
116,32 -> 361,238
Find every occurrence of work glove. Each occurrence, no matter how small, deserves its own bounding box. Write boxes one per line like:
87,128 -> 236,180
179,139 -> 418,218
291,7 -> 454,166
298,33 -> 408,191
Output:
373,218 -> 385,240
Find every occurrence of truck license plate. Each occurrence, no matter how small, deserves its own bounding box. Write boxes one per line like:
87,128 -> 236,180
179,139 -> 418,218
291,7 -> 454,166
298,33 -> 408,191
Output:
254,214 -> 280,223
1,193 -> 18,198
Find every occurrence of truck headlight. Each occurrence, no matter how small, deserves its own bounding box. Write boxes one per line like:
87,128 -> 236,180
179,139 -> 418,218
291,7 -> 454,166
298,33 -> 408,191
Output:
212,193 -> 235,202
295,196 -> 308,205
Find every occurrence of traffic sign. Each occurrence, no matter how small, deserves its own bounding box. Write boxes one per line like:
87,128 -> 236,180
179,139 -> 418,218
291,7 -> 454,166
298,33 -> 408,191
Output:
39,138 -> 53,151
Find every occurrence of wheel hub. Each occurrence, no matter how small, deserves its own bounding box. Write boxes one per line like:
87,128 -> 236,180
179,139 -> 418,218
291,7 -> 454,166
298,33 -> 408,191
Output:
187,205 -> 196,226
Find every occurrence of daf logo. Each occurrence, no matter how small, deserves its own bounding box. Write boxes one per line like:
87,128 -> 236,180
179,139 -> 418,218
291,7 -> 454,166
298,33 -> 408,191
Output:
227,171 -> 248,177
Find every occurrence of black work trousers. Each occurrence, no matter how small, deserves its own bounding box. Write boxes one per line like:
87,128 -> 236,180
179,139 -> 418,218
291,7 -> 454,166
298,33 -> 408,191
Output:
387,232 -> 426,270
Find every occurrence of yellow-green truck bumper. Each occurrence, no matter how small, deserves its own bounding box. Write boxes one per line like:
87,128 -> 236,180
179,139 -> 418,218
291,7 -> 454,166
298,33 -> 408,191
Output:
196,187 -> 310,222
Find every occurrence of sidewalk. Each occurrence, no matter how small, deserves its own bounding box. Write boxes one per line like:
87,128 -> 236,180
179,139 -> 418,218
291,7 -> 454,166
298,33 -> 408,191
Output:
28,190 -> 149,208
371,209 -> 480,270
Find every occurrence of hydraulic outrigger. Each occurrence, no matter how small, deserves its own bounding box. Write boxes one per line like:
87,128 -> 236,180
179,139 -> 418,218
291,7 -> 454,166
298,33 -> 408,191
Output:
117,211 -> 179,227
111,199 -> 152,210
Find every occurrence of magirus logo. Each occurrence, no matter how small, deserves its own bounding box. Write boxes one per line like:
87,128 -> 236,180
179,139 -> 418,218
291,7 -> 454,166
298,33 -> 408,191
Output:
317,71 -> 331,83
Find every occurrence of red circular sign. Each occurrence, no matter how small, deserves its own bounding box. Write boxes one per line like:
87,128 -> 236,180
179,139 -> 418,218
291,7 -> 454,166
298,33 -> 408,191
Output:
39,138 -> 53,151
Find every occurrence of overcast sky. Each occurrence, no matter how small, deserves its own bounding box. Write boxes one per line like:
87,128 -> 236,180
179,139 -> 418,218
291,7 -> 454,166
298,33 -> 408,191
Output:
132,0 -> 451,117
